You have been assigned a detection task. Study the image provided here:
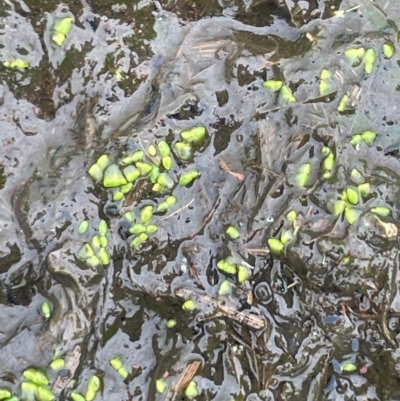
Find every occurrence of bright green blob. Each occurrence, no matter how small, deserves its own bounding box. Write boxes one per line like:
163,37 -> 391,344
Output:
113,191 -> 124,202
124,166 -> 140,182
268,238 -> 284,255
50,358 -> 64,371
86,255 -> 101,268
342,362 -> 357,372
36,387 -> 55,401
179,170 -> 199,186
0,389 -> 11,400
286,210 -> 297,222
148,144 -> 157,157
140,206 -> 153,224
361,130 -> 376,146
162,156 -> 173,170
156,379 -> 168,394
280,230 -> 293,244
131,150 -> 144,162
87,375 -> 101,393
175,141 -> 193,160
21,382 -> 38,401
146,225 -> 158,234
110,356 -> 123,371
181,126 -> 207,144
70,393 -> 86,401
322,153 -> 335,172
158,141 -> 171,157
157,172 -> 174,189
226,226 -> 240,240
263,79 -> 283,92
88,164 -> 103,182
23,369 -> 49,386
370,206 -> 391,217
156,201 -> 169,213
53,17 -> 73,36
185,381 -> 199,399
337,94 -> 349,112
96,155 -> 111,170
135,162 -> 153,176
166,196 -> 176,206
218,280 -> 233,296
103,164 -> 127,188
4,58 -> 29,68
78,220 -> 89,234
77,243 -> 94,261
350,169 -> 364,184
383,43 -> 394,59
238,265 -> 251,283
98,248 -> 110,265
91,235 -> 100,250
166,319 -> 176,328
329,200 -> 346,215
182,299 -> 196,311
344,187 -> 359,205
279,85 -> 296,103
217,259 -> 237,275
344,206 -> 362,225
129,224 -> 146,235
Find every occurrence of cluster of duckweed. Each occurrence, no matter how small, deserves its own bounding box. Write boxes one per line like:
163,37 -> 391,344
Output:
76,220 -> 110,268
70,375 -> 101,401
0,388 -> 17,401
108,357 -> 129,380
20,367 -> 55,401
88,136 -> 203,201
263,80 -> 295,104
263,42 -> 396,257
1,350 -> 104,401
3,17 -> 73,69
84,129 -> 206,254
155,377 -> 199,399
264,43 -> 394,112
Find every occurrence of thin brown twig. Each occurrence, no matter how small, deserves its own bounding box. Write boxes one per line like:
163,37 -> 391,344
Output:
219,159 -> 245,181
161,198 -> 195,220
172,360 -> 201,393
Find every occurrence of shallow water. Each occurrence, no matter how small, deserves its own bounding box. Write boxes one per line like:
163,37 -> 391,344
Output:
1,0 -> 400,400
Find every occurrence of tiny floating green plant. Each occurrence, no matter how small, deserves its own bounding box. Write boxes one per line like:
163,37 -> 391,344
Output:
217,258 -> 237,275
321,147 -> 335,179
185,381 -> 199,399
41,302 -> 52,319
319,69 -> 332,95
337,94 -> 349,112
51,16 -> 73,46
293,163 -> 311,187
267,238 -> 284,255
344,47 -> 365,66
110,356 -> 129,379
175,126 -> 207,160
363,49 -> 376,74
350,131 -> 376,147
156,378 -> 168,394
85,375 -> 101,401
226,226 -> 240,240
3,59 -> 29,69
263,79 -> 283,92
382,43 -> 394,59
